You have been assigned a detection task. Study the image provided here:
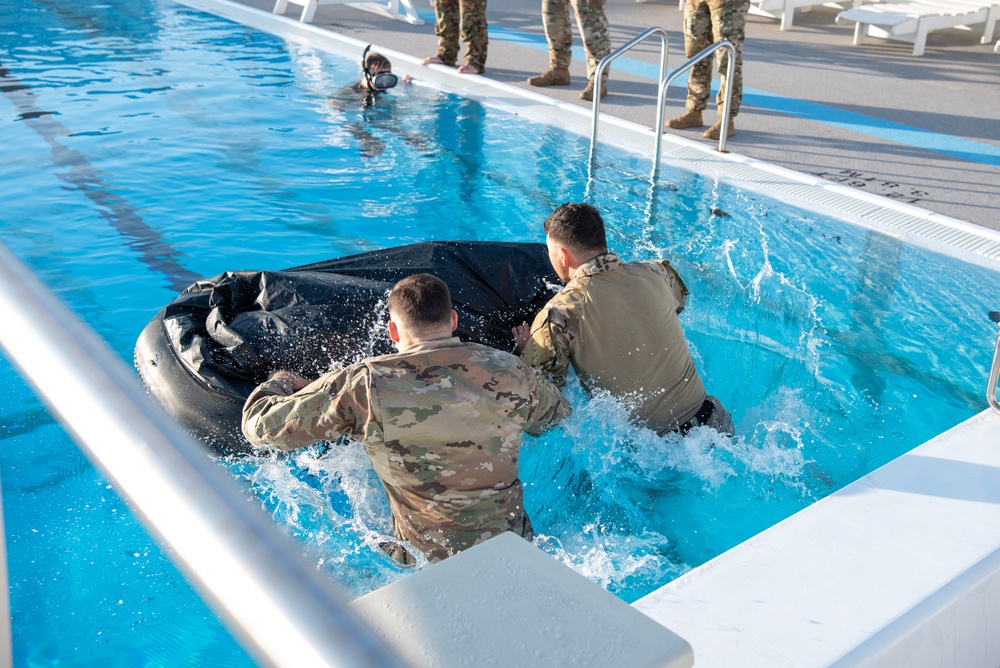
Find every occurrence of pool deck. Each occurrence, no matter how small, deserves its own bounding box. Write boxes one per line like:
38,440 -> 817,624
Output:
232,0 -> 1000,233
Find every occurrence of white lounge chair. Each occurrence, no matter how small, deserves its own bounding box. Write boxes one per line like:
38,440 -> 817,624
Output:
835,0 -> 1000,55
273,0 -> 424,24
750,0 -> 865,30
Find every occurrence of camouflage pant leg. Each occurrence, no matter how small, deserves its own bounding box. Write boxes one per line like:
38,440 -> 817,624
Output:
570,0 -> 610,79
460,0 -> 488,72
433,0 -> 460,66
541,0 -> 574,69
711,0 -> 748,116
433,0 -> 488,71
683,0 -> 749,116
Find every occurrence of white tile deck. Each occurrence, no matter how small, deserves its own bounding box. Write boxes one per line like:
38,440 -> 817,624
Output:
634,409 -> 1000,667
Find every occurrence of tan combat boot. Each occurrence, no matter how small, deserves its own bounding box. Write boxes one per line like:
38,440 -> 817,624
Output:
579,77 -> 607,101
527,67 -> 570,87
703,117 -> 736,140
665,109 -> 704,130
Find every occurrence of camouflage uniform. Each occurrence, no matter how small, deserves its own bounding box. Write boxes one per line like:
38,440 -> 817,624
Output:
541,0 -> 611,79
242,337 -> 570,564
432,0 -> 489,73
523,253 -> 734,436
682,0 -> 751,116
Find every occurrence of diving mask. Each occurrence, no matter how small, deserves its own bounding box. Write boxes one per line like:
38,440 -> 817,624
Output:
361,44 -> 398,91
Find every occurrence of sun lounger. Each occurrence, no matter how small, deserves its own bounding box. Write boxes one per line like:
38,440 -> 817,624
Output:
272,0 -> 423,24
835,0 -> 1000,55
750,0 -> 865,30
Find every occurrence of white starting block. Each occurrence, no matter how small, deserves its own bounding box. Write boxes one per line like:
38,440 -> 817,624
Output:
273,0 -> 424,25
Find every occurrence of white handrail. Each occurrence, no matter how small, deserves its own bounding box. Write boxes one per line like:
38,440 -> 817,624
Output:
0,242 -> 406,668
988,311 -> 1000,415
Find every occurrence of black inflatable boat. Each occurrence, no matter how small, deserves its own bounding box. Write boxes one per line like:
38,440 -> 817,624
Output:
135,241 -> 559,454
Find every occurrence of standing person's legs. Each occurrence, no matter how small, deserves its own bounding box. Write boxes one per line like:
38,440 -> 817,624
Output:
527,0 -> 572,86
665,0 -> 712,129
711,0 -> 749,118
424,0 -> 459,67
571,0 -> 610,100
458,0 -> 488,73
702,0 -> 748,138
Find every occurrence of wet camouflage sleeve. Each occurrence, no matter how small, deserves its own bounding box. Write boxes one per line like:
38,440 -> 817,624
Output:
521,290 -> 582,387
241,366 -> 375,451
641,259 -> 691,313
520,359 -> 572,435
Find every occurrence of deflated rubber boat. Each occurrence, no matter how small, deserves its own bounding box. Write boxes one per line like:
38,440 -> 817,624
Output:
135,241 -> 558,454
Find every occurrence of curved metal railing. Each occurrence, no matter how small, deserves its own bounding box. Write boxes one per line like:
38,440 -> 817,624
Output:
0,242 -> 406,668
587,33 -> 736,185
988,311 -> 1000,415
654,39 -> 736,178
589,27 -> 670,167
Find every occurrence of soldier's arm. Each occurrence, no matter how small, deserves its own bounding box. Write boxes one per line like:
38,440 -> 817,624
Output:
643,259 -> 690,314
241,366 -> 368,451
521,303 -> 574,387
521,365 -> 572,436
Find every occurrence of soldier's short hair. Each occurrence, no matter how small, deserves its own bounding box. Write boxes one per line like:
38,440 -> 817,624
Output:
365,51 -> 392,73
388,274 -> 453,329
544,202 -> 608,253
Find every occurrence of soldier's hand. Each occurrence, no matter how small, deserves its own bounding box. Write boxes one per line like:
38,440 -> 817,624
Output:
511,322 -> 530,355
269,370 -> 312,392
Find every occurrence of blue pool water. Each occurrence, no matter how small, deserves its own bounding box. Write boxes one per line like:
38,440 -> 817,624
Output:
2,0 -> 999,664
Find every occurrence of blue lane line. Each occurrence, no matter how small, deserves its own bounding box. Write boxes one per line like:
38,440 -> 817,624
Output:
417,7 -> 1000,168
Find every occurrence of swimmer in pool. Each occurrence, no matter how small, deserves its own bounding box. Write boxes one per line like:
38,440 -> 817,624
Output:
327,46 -> 424,157
349,45 -> 412,107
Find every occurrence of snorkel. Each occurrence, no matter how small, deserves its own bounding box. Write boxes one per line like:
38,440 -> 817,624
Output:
361,45 -> 399,92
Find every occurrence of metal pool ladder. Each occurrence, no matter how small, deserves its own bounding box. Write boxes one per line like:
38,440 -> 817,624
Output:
988,311 -> 1000,415
589,34 -> 736,180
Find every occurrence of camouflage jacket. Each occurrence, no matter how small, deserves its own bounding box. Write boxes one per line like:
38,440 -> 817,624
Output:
242,337 -> 570,563
522,252 -> 708,435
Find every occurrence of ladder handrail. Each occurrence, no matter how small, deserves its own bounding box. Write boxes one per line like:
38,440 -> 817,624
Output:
589,27 -> 670,166
654,39 -> 736,178
989,311 -> 1000,415
588,33 -> 736,184
0,242 -> 407,668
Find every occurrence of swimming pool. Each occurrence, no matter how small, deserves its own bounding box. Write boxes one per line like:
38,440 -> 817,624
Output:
1,0 -> 998,663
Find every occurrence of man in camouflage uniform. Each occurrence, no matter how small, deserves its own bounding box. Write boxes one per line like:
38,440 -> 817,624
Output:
514,203 -> 734,436
421,0 -> 488,74
243,274 -> 570,564
527,0 -> 611,101
665,0 -> 751,140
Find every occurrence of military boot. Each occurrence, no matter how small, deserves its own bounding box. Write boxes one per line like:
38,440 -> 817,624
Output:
703,117 -> 736,140
665,109 -> 704,130
579,77 -> 607,101
527,67 -> 570,87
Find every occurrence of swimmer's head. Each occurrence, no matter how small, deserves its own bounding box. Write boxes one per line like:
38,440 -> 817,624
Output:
361,45 -> 398,91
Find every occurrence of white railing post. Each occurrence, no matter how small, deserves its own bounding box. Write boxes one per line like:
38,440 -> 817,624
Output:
988,311 -> 1000,415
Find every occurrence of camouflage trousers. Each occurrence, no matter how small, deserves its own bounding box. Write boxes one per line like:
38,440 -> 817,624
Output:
541,0 -> 610,79
433,0 -> 488,72
682,0 -> 750,116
